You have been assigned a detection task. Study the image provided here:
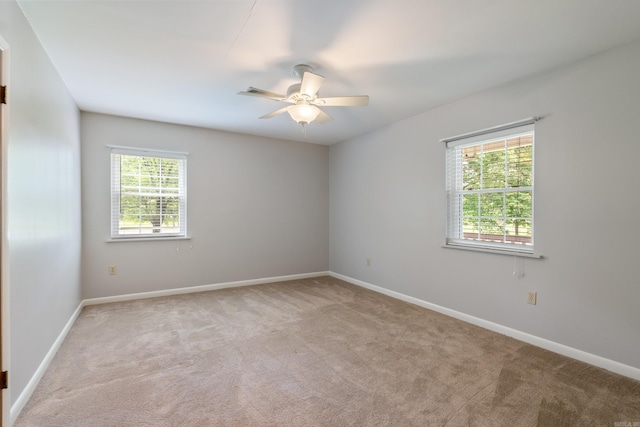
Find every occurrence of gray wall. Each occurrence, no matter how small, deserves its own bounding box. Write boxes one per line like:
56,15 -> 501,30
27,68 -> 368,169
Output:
0,1 -> 82,406
81,113 -> 329,299
330,39 -> 640,370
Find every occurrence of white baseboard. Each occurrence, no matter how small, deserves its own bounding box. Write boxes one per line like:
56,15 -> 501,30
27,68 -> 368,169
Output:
329,271 -> 640,382
10,302 -> 84,425
83,271 -> 330,306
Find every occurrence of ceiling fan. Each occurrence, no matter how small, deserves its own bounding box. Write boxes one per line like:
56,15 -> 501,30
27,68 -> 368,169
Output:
238,64 -> 369,129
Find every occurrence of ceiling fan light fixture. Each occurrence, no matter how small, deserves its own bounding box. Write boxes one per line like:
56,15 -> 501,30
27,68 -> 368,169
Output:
288,104 -> 320,125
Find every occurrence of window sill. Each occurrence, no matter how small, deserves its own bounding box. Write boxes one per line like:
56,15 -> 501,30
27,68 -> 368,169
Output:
107,236 -> 192,243
442,242 -> 542,258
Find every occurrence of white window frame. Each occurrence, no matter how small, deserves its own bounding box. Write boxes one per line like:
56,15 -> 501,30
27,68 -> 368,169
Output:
110,146 -> 188,240
443,118 -> 541,257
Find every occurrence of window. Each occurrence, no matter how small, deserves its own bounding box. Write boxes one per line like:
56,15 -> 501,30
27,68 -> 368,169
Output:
110,147 -> 187,239
444,119 -> 538,256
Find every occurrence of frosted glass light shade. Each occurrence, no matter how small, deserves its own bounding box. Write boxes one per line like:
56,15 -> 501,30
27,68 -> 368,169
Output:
288,104 -> 320,124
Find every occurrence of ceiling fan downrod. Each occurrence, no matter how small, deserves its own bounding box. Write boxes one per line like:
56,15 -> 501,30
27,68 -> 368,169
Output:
292,64 -> 314,79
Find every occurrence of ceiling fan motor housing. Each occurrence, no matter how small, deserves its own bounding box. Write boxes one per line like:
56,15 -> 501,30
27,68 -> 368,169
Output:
287,83 -> 316,102
287,83 -> 302,100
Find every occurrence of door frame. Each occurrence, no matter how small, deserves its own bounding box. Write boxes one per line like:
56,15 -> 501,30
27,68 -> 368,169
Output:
0,33 -> 11,427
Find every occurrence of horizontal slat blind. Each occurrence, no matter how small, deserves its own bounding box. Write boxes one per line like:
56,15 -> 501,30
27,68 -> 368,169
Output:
111,147 -> 187,238
445,121 -> 536,255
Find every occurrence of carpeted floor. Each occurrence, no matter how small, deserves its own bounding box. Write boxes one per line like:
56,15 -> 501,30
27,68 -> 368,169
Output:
14,276 -> 640,426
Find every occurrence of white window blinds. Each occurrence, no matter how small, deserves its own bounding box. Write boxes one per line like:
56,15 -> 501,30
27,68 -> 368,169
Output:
444,118 -> 537,256
110,147 -> 187,239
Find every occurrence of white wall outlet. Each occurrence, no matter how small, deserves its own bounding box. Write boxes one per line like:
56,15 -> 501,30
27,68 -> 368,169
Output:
527,290 -> 537,305
366,258 -> 371,267
109,265 -> 117,275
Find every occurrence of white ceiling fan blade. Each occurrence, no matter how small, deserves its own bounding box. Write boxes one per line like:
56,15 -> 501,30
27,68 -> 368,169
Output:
238,87 -> 286,101
315,95 -> 369,106
315,108 -> 333,124
300,72 -> 325,98
259,106 -> 290,119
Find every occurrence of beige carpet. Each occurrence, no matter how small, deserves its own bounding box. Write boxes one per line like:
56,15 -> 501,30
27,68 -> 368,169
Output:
15,276 -> 640,426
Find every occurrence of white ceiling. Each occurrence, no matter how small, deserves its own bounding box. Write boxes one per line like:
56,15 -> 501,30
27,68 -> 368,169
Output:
17,0 -> 640,145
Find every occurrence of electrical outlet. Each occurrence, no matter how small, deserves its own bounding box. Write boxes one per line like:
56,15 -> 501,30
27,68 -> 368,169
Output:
109,265 -> 117,275
366,258 -> 371,267
527,290 -> 537,305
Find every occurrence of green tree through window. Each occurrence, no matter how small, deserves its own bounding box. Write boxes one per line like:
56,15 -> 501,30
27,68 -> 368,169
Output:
111,149 -> 186,238
461,135 -> 532,244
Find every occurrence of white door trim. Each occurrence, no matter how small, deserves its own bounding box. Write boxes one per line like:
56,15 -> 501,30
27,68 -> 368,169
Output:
0,32 -> 11,427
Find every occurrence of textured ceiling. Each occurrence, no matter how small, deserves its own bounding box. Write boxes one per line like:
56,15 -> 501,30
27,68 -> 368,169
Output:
17,0 -> 640,144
